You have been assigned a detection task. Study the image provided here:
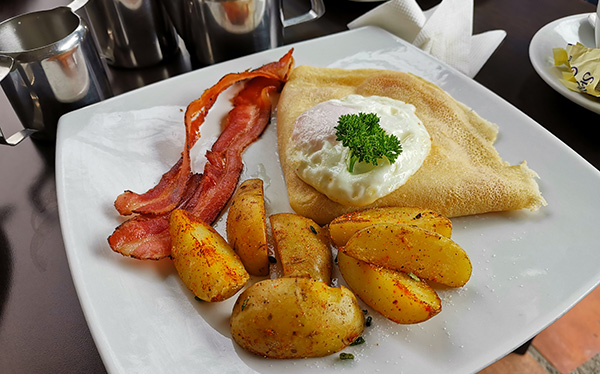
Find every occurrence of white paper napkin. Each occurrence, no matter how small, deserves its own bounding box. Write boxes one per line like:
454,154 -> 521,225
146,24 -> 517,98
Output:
348,0 -> 507,77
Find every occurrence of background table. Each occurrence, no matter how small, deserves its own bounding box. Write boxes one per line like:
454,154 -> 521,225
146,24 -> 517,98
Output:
0,1 -> 597,373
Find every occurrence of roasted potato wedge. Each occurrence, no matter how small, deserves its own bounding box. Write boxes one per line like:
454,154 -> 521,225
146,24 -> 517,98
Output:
269,213 -> 333,283
169,209 -> 249,302
344,223 -> 472,287
230,277 -> 364,358
226,179 -> 269,276
337,251 -> 441,324
329,207 -> 452,247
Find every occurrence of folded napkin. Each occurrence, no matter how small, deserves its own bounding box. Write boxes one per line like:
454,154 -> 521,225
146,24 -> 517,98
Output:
348,0 -> 506,77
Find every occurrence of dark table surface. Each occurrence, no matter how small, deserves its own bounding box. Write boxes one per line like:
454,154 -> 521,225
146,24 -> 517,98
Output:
1,0 -> 598,373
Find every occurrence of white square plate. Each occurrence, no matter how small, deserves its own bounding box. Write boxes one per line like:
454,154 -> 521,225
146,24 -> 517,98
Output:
56,26 -> 600,374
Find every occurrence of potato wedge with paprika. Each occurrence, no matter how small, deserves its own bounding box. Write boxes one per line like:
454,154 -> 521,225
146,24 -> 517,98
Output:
169,209 -> 249,302
344,223 -> 472,287
230,277 -> 364,358
329,206 -> 453,247
269,213 -> 333,284
226,179 -> 269,276
337,251 -> 441,324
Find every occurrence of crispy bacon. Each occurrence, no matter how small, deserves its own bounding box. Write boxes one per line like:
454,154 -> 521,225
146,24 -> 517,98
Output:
184,77 -> 280,223
108,54 -> 292,260
114,157 -> 185,216
107,216 -> 171,259
184,48 -> 293,149
108,173 -> 203,259
113,49 -> 294,216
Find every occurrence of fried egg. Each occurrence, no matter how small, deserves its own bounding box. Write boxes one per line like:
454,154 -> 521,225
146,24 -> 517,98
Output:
286,94 -> 431,206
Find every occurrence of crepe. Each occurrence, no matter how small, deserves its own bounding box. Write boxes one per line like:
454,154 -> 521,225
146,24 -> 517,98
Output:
276,66 -> 546,225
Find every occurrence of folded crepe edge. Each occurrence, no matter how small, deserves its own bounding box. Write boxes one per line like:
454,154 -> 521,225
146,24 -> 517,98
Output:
276,65 -> 546,225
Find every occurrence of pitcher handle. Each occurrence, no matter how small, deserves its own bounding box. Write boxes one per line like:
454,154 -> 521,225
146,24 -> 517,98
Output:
283,0 -> 325,28
0,55 -> 38,146
0,128 -> 38,146
67,0 -> 89,12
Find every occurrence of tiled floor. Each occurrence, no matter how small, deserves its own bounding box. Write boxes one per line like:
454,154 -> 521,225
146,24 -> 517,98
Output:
479,285 -> 600,374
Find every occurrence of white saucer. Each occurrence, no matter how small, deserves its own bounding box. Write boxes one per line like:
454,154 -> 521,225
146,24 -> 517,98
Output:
529,13 -> 600,114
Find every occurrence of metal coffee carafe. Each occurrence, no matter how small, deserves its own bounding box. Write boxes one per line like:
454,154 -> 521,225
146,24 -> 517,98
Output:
160,0 -> 325,66
84,0 -> 180,68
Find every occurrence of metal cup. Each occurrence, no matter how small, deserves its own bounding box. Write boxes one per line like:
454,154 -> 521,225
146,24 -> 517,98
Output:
160,0 -> 326,66
83,0 -> 180,68
0,5 -> 112,146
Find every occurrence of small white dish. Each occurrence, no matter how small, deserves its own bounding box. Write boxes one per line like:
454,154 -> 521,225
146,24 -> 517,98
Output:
529,13 -> 600,113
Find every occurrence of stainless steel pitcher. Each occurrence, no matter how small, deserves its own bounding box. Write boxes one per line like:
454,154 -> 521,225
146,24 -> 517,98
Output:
0,4 -> 112,146
84,0 -> 180,68
160,0 -> 325,66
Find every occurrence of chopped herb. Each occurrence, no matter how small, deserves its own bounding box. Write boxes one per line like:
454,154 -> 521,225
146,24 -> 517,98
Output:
365,316 -> 373,327
309,225 -> 317,234
335,112 -> 402,173
268,255 -> 277,264
339,352 -> 355,360
350,336 -> 365,346
362,309 -> 368,315
408,272 -> 420,281
194,296 -> 203,302
241,297 -> 250,311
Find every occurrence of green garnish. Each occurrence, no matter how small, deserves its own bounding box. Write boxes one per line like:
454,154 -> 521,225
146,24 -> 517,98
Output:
240,297 -> 250,311
350,336 -> 365,346
335,112 -> 402,173
339,352 -> 355,360
408,272 -> 421,281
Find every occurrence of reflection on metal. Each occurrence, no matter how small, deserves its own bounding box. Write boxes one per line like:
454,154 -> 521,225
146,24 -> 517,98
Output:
0,6 -> 112,145
206,0 -> 266,34
84,0 -> 179,68
160,0 -> 325,66
44,47 -> 91,103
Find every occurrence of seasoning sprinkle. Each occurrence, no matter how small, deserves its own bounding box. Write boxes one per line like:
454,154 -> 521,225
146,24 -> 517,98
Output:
339,352 -> 354,360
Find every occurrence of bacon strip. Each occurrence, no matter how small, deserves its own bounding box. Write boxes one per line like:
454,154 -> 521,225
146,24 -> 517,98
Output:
108,173 -> 203,259
184,77 -> 280,223
108,68 -> 290,259
114,157 -> 185,216
184,48 -> 293,149
113,49 -> 294,216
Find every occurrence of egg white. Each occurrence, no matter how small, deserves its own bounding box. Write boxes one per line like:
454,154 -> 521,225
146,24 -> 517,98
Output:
286,94 -> 431,206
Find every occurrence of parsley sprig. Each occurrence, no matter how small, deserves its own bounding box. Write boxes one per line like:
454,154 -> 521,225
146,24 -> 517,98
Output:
335,112 -> 402,173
